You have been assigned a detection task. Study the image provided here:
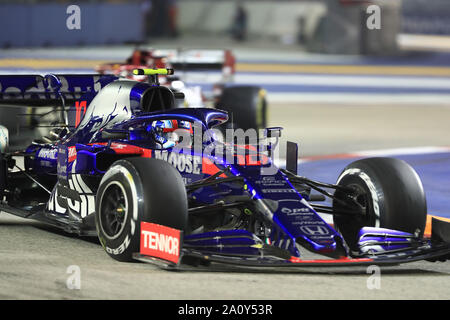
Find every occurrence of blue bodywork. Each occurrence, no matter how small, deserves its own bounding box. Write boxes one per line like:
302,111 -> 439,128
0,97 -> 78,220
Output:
0,73 -> 449,268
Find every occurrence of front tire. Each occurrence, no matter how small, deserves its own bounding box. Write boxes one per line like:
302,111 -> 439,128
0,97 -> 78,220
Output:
95,157 -> 188,262
333,157 -> 427,250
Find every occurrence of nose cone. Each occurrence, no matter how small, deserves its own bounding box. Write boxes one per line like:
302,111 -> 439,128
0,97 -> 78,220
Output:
237,166 -> 344,257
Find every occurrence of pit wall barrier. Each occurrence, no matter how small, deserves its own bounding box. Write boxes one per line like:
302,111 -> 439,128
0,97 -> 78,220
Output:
0,3 -> 144,47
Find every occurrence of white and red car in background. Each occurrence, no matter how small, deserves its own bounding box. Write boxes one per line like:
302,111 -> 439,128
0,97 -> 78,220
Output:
96,48 -> 267,132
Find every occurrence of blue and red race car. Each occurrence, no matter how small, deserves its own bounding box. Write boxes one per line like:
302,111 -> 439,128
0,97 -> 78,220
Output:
0,68 -> 449,269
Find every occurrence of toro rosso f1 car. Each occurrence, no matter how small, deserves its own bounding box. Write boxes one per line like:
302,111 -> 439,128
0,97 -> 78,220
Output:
0,69 -> 449,270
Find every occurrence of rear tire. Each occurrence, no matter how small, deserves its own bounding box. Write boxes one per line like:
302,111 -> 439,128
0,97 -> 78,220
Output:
95,157 -> 188,262
333,157 -> 427,250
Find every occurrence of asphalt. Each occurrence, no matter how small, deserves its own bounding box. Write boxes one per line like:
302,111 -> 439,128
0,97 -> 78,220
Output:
0,210 -> 449,300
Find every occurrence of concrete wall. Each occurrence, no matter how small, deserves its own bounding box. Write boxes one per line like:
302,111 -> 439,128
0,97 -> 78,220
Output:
177,0 -> 327,41
311,0 -> 401,55
177,0 -> 401,54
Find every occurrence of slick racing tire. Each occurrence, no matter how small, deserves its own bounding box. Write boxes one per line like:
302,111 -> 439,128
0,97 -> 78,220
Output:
95,157 -> 188,262
332,157 -> 427,250
216,86 -> 267,132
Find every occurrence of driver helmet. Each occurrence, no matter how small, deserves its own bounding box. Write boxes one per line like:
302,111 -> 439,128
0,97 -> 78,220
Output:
150,120 -> 192,148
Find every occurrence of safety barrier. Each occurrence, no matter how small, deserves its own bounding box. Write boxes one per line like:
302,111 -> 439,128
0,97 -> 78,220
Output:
0,3 -> 143,47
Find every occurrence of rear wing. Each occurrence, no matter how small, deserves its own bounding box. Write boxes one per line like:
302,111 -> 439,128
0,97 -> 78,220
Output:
0,74 -> 118,129
0,74 -> 118,106
160,49 -> 236,74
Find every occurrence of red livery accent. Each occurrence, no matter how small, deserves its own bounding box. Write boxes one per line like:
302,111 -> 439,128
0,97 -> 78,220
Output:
68,146 -> 77,162
75,101 -> 87,128
140,148 -> 152,158
202,157 -> 226,177
140,222 -> 182,264
107,143 -> 144,155
87,142 -> 152,157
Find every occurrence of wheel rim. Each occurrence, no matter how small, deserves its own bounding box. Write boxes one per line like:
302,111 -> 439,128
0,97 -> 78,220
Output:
333,179 -> 378,249
99,181 -> 129,240
348,182 -> 378,227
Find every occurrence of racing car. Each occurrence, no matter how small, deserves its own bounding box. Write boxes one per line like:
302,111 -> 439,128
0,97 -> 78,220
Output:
95,48 -> 267,133
0,69 -> 449,270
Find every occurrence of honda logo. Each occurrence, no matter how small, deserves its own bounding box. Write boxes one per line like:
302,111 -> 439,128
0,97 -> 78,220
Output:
300,225 -> 329,236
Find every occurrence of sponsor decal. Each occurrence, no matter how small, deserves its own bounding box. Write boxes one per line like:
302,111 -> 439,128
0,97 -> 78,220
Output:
154,150 -> 201,174
262,188 -> 296,193
38,148 -> 58,160
75,100 -> 87,128
108,143 -> 145,155
300,225 -> 330,236
292,220 -> 326,225
255,176 -> 287,186
140,222 -> 181,264
280,207 -> 312,215
68,146 -> 77,162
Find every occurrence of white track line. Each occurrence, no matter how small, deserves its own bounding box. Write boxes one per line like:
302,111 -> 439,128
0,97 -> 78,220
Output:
267,92 -> 450,104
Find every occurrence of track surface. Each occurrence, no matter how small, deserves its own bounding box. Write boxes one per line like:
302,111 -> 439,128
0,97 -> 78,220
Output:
1,102 -> 450,300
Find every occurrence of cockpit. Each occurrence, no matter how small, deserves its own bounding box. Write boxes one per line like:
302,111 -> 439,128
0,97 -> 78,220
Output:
147,119 -> 193,149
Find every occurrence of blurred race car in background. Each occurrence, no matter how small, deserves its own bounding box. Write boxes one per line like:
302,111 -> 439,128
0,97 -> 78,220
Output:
96,48 -> 267,132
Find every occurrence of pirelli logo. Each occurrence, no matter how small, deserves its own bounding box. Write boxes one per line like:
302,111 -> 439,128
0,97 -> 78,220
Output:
140,222 -> 182,264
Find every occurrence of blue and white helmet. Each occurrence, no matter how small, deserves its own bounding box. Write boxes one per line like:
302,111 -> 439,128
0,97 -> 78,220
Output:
149,120 -> 192,149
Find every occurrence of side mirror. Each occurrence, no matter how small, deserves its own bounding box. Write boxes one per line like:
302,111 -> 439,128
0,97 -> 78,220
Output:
44,74 -> 62,92
286,141 -> 298,175
264,127 -> 283,139
261,127 -> 283,161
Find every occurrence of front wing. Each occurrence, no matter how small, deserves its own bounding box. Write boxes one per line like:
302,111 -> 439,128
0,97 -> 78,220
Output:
133,244 -> 450,271
133,222 -> 450,271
